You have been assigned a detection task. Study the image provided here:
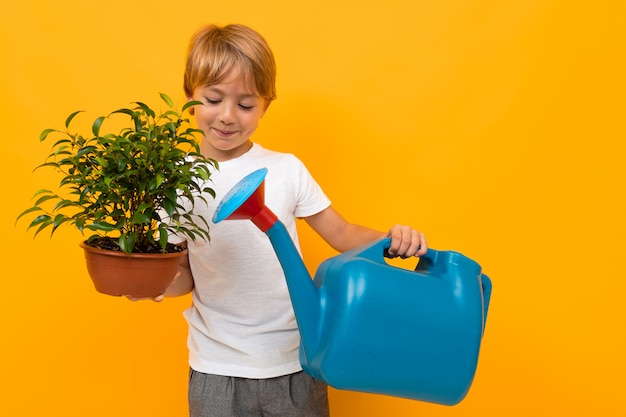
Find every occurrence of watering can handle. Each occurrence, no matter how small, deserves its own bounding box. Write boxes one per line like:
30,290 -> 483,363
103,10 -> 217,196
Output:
355,237 -> 440,266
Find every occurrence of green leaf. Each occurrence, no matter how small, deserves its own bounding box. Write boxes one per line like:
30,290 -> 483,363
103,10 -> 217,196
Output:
134,101 -> 155,119
195,164 -> 212,180
131,113 -> 142,132
51,138 -> 72,148
161,109 -> 179,120
202,187 -> 216,198
162,197 -> 176,216
34,194 -> 58,206
119,233 -> 137,254
15,206 -> 43,224
65,111 -> 83,129
33,189 -> 54,197
164,187 -> 178,203
86,221 -> 118,232
137,202 -> 153,212
54,199 -> 78,211
158,225 -> 169,249
182,100 -> 203,113
34,161 -> 59,171
92,116 -> 105,136
53,147 -> 71,157
40,128 -> 57,142
52,214 -> 66,228
154,173 -> 165,188
33,221 -> 52,238
28,214 -> 52,229
110,108 -> 134,117
159,92 -> 174,108
130,212 -> 151,224
77,145 -> 97,158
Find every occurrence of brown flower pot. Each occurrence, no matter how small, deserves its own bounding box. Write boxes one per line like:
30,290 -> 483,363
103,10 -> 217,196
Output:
79,242 -> 186,297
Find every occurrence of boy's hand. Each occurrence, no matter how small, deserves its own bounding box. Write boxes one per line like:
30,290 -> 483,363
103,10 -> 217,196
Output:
125,294 -> 165,302
385,224 -> 428,258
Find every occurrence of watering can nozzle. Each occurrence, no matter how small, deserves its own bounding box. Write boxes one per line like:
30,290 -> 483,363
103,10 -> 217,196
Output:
213,168 -> 278,232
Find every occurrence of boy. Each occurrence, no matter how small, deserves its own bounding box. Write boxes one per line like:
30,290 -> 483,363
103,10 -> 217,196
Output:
163,24 -> 427,417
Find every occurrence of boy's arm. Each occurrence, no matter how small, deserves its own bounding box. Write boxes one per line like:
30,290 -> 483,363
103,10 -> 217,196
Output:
304,206 -> 427,257
163,251 -> 194,297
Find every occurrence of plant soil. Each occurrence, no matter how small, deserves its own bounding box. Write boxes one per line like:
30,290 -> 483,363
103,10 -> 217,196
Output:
86,236 -> 185,254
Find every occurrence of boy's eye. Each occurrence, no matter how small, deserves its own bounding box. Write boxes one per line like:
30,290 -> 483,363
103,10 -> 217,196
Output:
239,104 -> 254,110
205,98 -> 220,104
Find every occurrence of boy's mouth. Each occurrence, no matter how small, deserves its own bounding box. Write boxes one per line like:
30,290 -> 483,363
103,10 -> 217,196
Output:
213,128 -> 236,138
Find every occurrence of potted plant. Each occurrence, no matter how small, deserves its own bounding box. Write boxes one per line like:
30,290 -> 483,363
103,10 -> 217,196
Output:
17,93 -> 217,297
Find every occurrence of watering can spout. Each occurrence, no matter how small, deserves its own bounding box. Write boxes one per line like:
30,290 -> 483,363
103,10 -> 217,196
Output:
213,168 -> 322,356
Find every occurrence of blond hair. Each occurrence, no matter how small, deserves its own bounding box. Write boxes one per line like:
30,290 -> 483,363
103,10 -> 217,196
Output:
184,24 -> 277,103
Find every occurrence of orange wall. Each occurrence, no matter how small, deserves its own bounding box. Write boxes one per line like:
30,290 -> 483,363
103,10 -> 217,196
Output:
2,1 -> 625,416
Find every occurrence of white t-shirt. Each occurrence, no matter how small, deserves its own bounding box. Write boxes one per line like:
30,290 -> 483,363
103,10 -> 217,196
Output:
180,143 -> 331,379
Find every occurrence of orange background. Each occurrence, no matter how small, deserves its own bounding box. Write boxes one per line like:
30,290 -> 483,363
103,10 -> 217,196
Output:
1,1 -> 625,416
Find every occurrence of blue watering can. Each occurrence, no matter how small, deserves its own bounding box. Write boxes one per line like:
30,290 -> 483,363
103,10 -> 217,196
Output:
213,168 -> 492,405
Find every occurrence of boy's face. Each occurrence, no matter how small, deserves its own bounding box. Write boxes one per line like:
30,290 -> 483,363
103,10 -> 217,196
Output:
189,69 -> 268,161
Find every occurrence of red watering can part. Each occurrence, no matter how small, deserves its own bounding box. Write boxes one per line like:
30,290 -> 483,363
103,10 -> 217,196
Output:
213,167 -> 277,232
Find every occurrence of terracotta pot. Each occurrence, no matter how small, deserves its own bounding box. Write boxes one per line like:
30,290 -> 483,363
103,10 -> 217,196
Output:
79,242 -> 186,297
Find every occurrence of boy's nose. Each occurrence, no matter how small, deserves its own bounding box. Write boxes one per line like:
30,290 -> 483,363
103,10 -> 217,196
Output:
218,105 -> 236,124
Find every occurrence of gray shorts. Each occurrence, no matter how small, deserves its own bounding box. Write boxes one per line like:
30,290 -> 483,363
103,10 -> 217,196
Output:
189,369 -> 330,417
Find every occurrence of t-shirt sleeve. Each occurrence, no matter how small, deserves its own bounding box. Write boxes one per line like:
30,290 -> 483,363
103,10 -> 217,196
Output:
293,159 -> 331,218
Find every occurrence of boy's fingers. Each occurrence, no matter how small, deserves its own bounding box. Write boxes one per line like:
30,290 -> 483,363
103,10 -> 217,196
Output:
124,294 -> 164,302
